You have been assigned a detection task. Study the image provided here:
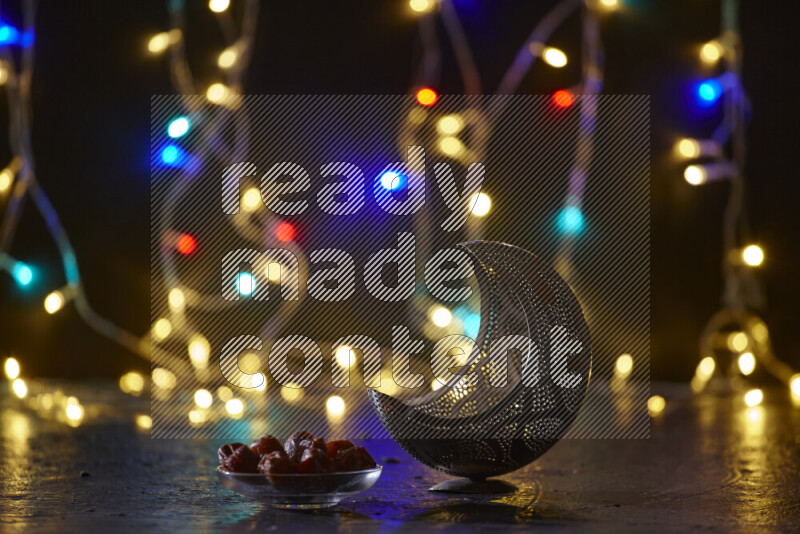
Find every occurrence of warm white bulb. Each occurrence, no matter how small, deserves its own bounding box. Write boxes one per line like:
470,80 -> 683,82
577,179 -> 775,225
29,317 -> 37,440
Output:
737,352 -> 756,376
44,291 -> 66,314
218,48 -> 238,69
542,47 -> 568,68
209,0 -> 230,13
700,40 -> 723,64
431,307 -> 452,327
194,389 -> 213,408
469,192 -> 491,217
684,165 -> 706,186
326,395 -> 346,416
409,0 -> 434,13
676,138 -> 700,158
4,357 -> 20,380
742,245 -> 764,267
206,83 -> 229,103
744,388 -> 763,407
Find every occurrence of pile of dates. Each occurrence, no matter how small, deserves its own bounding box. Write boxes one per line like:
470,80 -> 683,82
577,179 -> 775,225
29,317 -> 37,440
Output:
218,431 -> 377,481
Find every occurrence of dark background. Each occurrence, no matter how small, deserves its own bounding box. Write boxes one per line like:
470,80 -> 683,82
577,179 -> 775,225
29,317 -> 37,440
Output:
0,0 -> 798,381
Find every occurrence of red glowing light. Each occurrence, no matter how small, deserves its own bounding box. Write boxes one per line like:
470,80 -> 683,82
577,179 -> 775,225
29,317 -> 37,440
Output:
275,222 -> 295,242
176,233 -> 197,255
552,90 -> 574,108
416,88 -> 438,107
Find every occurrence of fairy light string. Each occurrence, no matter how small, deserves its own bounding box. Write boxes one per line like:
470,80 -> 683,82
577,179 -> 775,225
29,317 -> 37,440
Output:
685,0 -> 798,398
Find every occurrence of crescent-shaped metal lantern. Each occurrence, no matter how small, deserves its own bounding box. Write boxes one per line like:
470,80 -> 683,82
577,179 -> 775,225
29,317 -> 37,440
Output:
369,241 -> 592,493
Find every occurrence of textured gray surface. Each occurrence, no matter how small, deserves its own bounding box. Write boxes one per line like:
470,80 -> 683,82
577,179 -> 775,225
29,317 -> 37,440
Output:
1,382 -> 799,533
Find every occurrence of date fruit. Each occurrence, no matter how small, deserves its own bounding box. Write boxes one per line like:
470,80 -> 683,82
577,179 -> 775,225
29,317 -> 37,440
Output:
220,444 -> 260,473
298,446 -> 334,474
250,434 -> 284,457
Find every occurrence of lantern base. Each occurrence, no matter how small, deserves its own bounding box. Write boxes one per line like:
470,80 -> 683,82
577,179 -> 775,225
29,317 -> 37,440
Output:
429,478 -> 518,494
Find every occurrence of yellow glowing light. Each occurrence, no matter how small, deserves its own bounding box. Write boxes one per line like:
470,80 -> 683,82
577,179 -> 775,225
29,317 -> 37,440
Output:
241,187 -> 261,212
225,398 -> 244,416
168,288 -> 185,311
206,83 -> 229,103
437,114 -> 463,135
119,372 -> 145,395
676,138 -> 700,158
700,40 -> 723,64
238,352 -> 261,374
4,357 -> 20,380
147,32 -> 170,54
152,367 -> 177,389
194,389 -> 213,409
217,47 -> 238,69
615,354 -> 634,376
431,306 -> 453,327
217,385 -> 233,401
742,245 -> 764,267
790,374 -> 800,397
598,0 -> 619,10
0,169 -> 12,192
66,403 -> 83,421
326,395 -> 346,416
280,383 -> 304,403
697,356 -> 715,380
188,334 -> 210,369
249,373 -> 267,392
469,192 -> 491,217
334,345 -> 354,369
727,331 -> 748,352
151,318 -> 172,342
136,414 -> 152,430
439,136 -> 465,156
0,66 -> 7,86
647,395 -> 666,416
542,47 -> 568,68
12,378 -> 27,398
209,0 -> 230,13
684,165 -> 706,186
410,0 -> 434,13
43,290 -> 65,314
744,388 -> 763,407
266,262 -> 282,282
188,409 -> 206,425
737,352 -> 756,376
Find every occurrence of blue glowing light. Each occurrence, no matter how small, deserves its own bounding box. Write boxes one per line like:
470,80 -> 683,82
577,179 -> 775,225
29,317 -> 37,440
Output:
236,273 -> 255,296
380,171 -> 406,191
0,24 -> 19,46
167,117 -> 190,138
557,206 -> 585,235
160,144 -> 185,167
463,313 -> 481,339
12,262 -> 32,286
696,79 -> 722,105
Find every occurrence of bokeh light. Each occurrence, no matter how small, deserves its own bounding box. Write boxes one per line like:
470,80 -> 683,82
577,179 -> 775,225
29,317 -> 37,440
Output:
469,192 -> 491,216
431,306 -> 452,327
4,357 -> 20,380
647,395 -> 666,416
167,117 -> 190,138
542,47 -> 568,68
744,388 -> 763,407
44,290 -> 65,314
552,89 -> 574,108
416,87 -> 438,106
742,245 -> 764,267
737,352 -> 756,375
194,389 -> 213,409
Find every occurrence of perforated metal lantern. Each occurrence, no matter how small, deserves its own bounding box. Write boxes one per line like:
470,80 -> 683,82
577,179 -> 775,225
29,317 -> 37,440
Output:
369,241 -> 591,484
